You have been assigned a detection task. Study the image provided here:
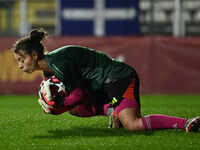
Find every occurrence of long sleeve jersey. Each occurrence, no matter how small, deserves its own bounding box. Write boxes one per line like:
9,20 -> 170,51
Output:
45,45 -> 135,93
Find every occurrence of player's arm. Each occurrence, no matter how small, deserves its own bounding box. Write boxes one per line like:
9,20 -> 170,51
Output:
39,87 -> 91,115
41,85 -> 91,108
63,87 -> 90,108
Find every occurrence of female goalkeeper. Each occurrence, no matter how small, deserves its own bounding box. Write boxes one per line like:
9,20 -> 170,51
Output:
12,28 -> 200,132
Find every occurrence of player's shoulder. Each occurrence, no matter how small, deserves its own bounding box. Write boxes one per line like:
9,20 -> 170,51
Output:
50,45 -> 90,55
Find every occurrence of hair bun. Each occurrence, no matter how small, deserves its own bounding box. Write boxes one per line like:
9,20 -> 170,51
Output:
29,28 -> 47,42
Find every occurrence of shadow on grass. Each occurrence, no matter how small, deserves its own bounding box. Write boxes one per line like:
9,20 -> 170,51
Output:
34,126 -> 154,139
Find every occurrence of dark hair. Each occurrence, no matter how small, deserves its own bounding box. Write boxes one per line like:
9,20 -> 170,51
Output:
12,28 -> 48,60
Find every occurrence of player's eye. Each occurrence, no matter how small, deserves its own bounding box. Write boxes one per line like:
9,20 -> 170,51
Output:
18,58 -> 24,63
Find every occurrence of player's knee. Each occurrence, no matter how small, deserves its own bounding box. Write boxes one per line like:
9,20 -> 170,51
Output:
68,108 -> 79,116
122,119 -> 143,131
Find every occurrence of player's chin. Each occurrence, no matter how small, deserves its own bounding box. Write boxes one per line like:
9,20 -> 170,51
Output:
24,69 -> 34,74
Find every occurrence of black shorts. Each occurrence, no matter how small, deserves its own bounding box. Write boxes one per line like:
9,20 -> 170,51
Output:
103,73 -> 140,108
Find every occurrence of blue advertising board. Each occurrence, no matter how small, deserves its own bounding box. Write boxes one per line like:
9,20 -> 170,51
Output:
60,0 -> 139,36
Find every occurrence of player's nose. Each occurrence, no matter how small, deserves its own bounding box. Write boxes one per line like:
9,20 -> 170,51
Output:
18,63 -> 24,69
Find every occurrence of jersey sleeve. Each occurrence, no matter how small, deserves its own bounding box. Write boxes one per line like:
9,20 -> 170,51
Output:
63,87 -> 91,108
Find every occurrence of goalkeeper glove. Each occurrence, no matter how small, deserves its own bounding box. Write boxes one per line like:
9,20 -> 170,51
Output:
39,80 -> 65,107
38,98 -> 68,115
39,78 -> 53,102
38,98 -> 53,114
39,90 -> 65,107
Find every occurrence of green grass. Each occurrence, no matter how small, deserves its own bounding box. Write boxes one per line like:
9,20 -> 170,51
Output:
0,95 -> 200,150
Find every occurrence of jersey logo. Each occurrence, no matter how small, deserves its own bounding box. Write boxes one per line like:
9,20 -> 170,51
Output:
112,97 -> 118,104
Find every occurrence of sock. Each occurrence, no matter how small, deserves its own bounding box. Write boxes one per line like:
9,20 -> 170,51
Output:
142,114 -> 187,130
103,103 -> 111,116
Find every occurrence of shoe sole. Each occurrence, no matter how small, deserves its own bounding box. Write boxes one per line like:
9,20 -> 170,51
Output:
186,117 -> 200,133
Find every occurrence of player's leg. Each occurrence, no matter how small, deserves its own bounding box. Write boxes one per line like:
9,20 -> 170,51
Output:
118,107 -> 143,131
106,73 -> 200,132
68,107 -> 79,116
120,110 -> 200,132
110,96 -> 142,130
68,100 -> 200,132
106,72 -> 142,129
114,99 -> 200,132
141,114 -> 187,131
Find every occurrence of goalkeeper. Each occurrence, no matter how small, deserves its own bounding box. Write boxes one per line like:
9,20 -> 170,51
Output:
12,28 -> 200,132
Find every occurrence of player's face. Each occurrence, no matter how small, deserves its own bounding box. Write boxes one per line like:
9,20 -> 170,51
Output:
14,50 -> 38,74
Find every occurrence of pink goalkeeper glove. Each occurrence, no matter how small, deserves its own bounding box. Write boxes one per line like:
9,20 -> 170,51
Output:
38,98 -> 68,115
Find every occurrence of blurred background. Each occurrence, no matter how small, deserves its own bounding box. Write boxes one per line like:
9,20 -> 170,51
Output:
0,0 -> 200,95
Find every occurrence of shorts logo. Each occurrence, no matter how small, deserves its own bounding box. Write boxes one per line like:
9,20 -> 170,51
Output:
112,97 -> 118,104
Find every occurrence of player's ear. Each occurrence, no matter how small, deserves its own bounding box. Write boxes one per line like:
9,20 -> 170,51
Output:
32,51 -> 38,60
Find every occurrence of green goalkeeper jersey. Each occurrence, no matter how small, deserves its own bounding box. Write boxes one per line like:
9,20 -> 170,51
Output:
45,45 -> 135,92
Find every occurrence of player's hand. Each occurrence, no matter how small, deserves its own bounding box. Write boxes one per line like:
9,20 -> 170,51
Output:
38,98 -> 68,115
38,98 -> 53,114
40,91 -> 65,107
39,78 -> 57,106
39,78 -> 53,102
39,79 -> 65,107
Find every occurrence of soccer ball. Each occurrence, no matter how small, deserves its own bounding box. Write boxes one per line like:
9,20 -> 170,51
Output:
39,76 -> 69,115
39,76 -> 67,98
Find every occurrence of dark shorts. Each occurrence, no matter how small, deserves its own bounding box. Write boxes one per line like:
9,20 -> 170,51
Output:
104,73 -> 141,114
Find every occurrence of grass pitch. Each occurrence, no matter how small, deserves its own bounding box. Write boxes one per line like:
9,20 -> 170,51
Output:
0,95 -> 200,150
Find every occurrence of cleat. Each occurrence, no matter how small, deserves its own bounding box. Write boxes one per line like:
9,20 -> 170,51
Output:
106,106 -> 114,117
185,116 -> 200,133
108,111 -> 122,129
107,106 -> 114,128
